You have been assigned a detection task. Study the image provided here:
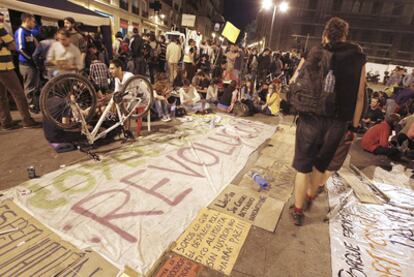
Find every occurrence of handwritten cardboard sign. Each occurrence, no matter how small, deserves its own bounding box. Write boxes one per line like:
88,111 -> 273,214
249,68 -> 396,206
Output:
154,254 -> 202,277
0,200 -> 119,277
209,184 -> 284,232
172,208 -> 250,275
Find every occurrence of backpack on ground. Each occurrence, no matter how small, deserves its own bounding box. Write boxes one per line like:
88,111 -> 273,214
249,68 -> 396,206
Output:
287,45 -> 336,117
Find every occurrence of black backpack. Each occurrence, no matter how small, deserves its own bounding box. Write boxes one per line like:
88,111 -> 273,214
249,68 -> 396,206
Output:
130,35 -> 143,57
288,45 -> 337,117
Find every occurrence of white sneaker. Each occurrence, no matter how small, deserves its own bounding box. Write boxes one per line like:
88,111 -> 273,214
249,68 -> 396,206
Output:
161,117 -> 169,122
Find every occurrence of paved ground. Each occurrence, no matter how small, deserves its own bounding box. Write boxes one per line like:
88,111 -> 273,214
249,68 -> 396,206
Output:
0,110 -> 406,277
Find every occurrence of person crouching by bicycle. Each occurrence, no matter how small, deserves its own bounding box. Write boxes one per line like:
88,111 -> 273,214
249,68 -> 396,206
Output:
46,29 -> 82,77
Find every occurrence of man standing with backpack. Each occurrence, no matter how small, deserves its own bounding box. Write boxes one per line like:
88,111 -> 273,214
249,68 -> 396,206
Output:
289,17 -> 366,226
129,28 -> 145,75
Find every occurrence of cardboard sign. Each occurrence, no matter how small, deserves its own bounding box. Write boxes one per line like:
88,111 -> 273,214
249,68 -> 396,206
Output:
221,22 -> 240,43
339,166 -> 386,204
155,254 -> 202,277
209,184 -> 284,232
0,200 -> 119,277
182,14 -> 196,28
172,208 -> 251,275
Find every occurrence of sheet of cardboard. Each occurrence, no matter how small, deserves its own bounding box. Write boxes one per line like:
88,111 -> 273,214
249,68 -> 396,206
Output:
209,184 -> 284,232
339,166 -> 385,204
154,254 -> 202,277
0,200 -> 119,277
172,208 -> 251,275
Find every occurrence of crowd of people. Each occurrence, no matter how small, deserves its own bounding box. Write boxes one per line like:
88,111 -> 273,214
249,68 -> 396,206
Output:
0,12 -> 302,132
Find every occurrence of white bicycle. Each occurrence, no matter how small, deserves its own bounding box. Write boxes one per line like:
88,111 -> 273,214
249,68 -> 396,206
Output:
40,73 -> 153,146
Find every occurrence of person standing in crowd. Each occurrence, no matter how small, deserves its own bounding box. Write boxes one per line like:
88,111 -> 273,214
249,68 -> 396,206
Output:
234,45 -> 244,79
183,39 -> 196,82
200,39 -> 215,63
46,29 -> 82,76
166,37 -> 182,84
112,31 -> 123,56
257,48 -> 271,85
129,28 -> 145,75
33,26 -> 57,80
64,17 -> 86,67
15,13 -> 40,113
148,33 -> 160,83
158,35 -> 167,73
291,17 -> 366,226
0,22 -> 40,130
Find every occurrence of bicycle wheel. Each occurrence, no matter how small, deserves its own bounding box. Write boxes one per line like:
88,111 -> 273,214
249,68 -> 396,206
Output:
119,75 -> 153,119
40,73 -> 97,130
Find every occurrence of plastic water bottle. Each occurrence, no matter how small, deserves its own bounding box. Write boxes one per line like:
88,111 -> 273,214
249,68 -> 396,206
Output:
170,102 -> 176,119
210,117 -> 216,129
250,172 -> 269,190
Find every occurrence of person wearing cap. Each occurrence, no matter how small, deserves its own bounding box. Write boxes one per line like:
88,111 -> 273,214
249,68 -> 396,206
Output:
0,18 -> 40,130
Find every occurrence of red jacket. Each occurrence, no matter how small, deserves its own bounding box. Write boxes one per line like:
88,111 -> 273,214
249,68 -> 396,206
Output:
361,121 -> 391,152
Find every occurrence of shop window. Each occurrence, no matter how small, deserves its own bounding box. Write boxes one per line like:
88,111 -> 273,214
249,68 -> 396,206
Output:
132,0 -> 139,14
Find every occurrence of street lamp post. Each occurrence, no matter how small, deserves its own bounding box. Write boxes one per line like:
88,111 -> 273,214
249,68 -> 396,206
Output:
262,0 -> 289,49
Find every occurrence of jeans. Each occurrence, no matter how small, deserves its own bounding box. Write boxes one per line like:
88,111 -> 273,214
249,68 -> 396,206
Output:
0,70 -> 33,126
183,102 -> 210,113
19,64 -> 40,108
154,99 -> 170,118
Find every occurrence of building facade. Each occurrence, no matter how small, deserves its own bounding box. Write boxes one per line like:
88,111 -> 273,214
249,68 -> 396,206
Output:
71,0 -> 181,36
257,0 -> 414,66
181,0 -> 225,37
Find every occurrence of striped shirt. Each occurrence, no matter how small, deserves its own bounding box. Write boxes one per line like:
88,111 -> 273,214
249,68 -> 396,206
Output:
0,25 -> 15,71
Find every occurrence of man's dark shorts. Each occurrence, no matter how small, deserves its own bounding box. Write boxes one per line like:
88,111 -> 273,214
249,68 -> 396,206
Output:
293,114 -> 348,173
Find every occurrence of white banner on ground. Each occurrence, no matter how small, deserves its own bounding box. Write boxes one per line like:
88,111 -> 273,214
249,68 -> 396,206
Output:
328,172 -> 414,277
9,116 -> 276,276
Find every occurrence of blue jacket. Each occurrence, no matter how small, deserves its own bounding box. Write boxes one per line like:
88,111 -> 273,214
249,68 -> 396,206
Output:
14,27 -> 36,64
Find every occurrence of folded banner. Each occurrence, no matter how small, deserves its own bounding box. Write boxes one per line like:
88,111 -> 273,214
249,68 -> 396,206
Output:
327,172 -> 414,277
9,116 -> 276,275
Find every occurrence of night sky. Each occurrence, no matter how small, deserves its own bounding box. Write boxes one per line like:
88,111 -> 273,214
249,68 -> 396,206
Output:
223,0 -> 258,31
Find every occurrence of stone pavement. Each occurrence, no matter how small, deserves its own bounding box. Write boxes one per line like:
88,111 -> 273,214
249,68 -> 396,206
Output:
2,111 -> 407,277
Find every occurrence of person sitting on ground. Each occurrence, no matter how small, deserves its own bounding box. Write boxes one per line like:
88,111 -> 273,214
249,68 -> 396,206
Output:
385,83 -> 414,118
361,113 -> 401,158
217,80 -> 238,113
206,78 -> 219,104
153,81 -> 172,122
395,114 -> 414,157
361,97 -> 384,129
192,71 -> 210,99
261,81 -> 281,116
179,79 -> 209,114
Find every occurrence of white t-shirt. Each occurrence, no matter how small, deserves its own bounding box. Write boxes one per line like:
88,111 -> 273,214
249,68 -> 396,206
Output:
46,41 -> 82,75
115,71 -> 134,92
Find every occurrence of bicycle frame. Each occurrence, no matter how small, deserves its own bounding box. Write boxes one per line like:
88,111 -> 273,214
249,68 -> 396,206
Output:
70,95 -> 142,145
